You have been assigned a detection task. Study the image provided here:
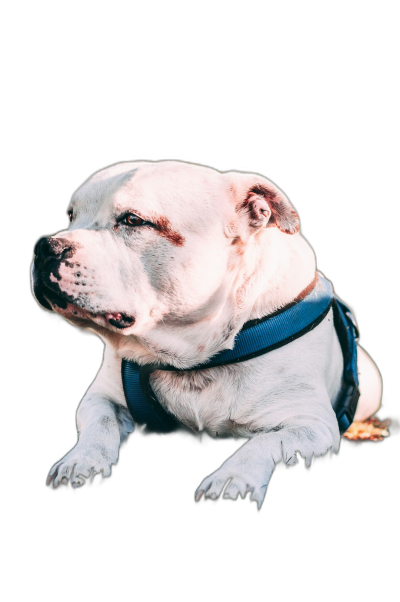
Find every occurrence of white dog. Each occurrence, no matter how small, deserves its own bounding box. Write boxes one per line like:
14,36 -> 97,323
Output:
32,160 -> 382,507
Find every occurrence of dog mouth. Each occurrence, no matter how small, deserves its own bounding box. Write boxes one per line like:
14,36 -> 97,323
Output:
33,269 -> 135,330
32,275 -> 64,311
104,312 -> 135,329
50,289 -> 135,330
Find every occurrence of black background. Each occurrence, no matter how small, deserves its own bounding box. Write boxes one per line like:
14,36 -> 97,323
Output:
9,41 -> 400,572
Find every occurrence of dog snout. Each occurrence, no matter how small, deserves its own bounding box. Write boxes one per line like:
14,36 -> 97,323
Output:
34,236 -> 73,264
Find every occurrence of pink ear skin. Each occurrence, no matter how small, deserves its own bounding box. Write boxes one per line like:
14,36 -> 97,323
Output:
244,194 -> 272,229
245,184 -> 300,235
227,173 -> 300,237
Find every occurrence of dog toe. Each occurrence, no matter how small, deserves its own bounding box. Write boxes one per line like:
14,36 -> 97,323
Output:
223,478 -> 247,500
47,444 -> 116,489
195,461 -> 272,507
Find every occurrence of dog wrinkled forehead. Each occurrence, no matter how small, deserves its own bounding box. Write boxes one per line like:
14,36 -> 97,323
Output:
69,161 -> 230,231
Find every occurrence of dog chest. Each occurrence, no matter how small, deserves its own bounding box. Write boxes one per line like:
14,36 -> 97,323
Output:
148,311 -> 343,436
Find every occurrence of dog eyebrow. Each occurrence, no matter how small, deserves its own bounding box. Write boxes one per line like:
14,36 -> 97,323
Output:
115,204 -> 185,247
151,215 -> 185,247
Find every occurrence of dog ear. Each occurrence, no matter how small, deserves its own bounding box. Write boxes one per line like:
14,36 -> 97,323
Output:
226,172 -> 300,236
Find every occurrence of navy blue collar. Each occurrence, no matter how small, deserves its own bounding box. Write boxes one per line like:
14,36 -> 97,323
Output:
121,274 -> 360,434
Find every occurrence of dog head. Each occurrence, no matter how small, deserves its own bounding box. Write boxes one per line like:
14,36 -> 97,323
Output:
32,161 -> 301,365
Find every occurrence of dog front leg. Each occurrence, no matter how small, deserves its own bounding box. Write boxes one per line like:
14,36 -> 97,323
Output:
195,403 -> 340,508
47,397 -> 133,488
47,346 -> 134,488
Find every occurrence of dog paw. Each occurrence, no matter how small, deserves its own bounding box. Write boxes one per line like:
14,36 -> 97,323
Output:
195,469 -> 270,509
46,444 -> 117,488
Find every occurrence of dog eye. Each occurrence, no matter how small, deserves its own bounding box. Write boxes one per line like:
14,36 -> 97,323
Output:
120,213 -> 146,227
68,210 -> 73,223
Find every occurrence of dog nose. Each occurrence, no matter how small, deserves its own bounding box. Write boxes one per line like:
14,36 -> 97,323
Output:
34,236 -> 72,262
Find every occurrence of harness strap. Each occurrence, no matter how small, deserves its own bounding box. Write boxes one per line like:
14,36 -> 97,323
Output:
332,297 -> 360,433
121,362 -> 178,433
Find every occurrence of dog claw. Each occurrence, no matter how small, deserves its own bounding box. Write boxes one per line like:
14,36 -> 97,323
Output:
195,490 -> 204,502
46,473 -> 54,486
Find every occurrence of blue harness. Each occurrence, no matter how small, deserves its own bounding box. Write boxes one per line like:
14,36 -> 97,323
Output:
121,274 -> 360,435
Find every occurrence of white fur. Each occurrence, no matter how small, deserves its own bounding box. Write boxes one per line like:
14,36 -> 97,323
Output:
39,161 -> 382,506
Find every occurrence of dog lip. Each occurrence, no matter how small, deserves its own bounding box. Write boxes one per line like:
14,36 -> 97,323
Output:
32,269 -> 57,311
105,312 -> 135,329
33,269 -> 135,329
33,284 -> 54,311
41,280 -> 71,308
